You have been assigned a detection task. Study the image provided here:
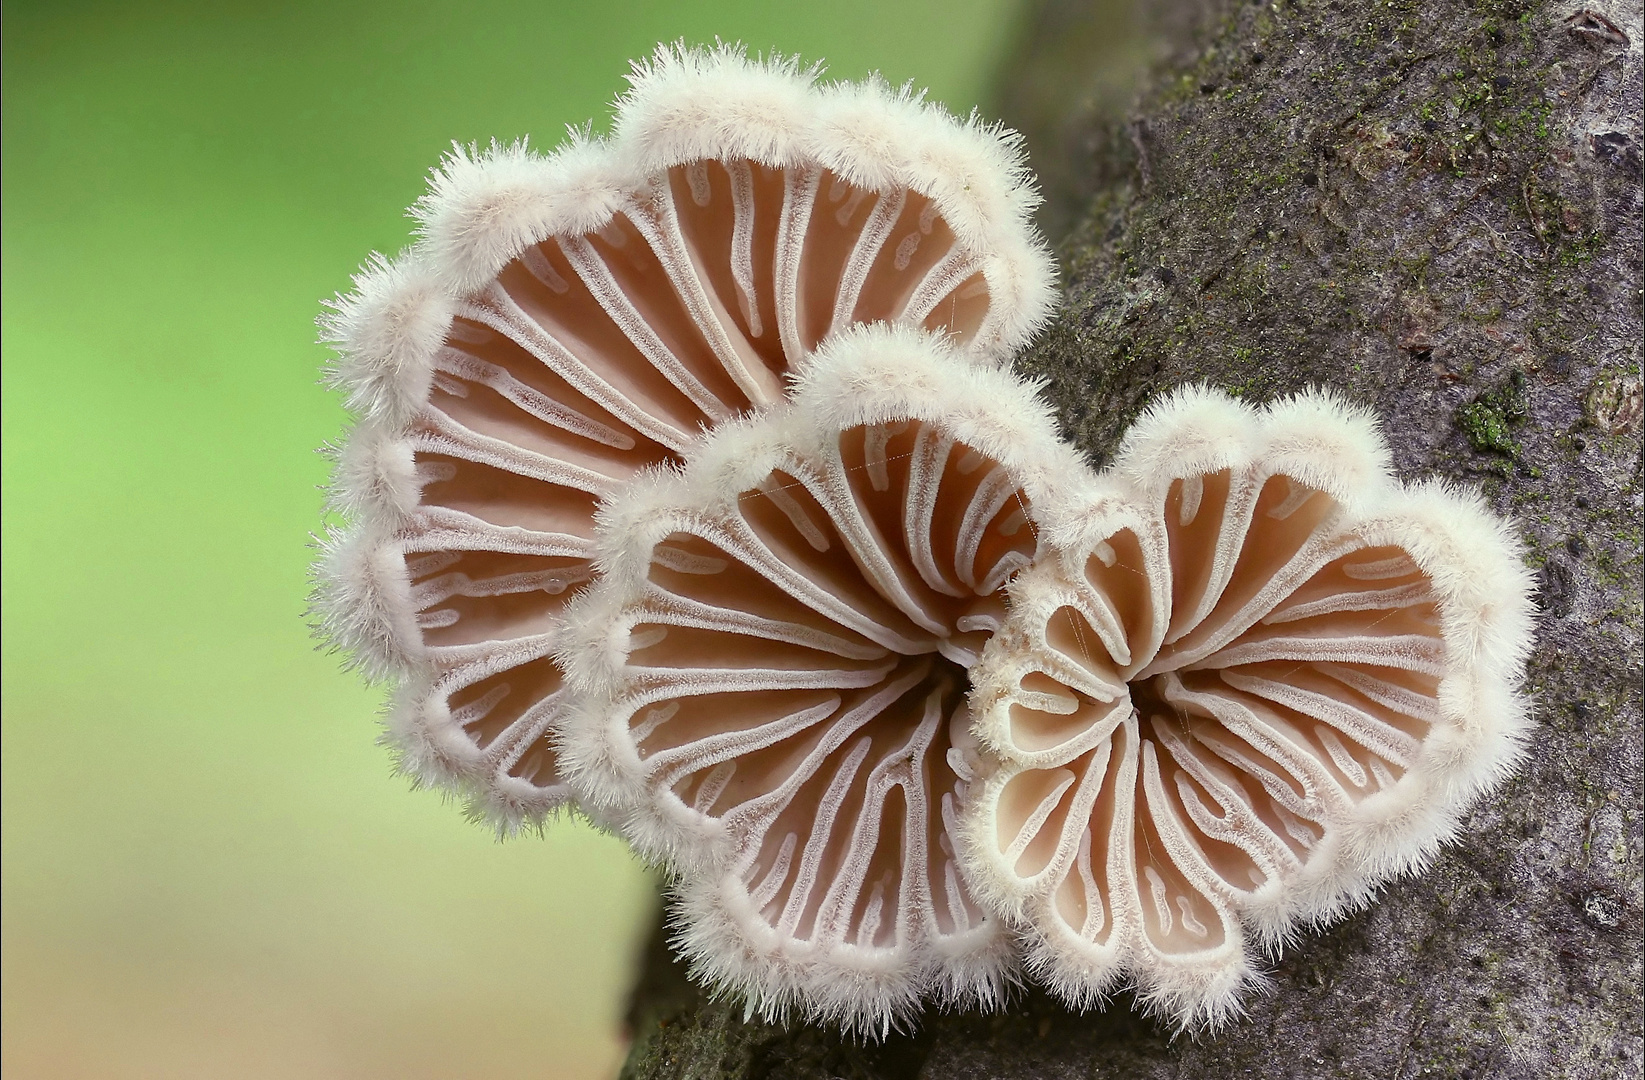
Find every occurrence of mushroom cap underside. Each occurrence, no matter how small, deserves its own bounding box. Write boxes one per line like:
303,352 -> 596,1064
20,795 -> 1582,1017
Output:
312,47 -> 1057,827
962,387 -> 1535,1031
555,327 -> 1092,1032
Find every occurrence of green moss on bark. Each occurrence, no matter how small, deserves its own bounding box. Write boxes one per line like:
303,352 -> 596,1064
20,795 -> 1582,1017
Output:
1456,368 -> 1530,458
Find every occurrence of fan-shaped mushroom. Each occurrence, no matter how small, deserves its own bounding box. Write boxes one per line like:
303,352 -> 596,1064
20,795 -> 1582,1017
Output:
557,325 -> 1095,1032
312,45 -> 1055,827
961,386 -> 1536,1030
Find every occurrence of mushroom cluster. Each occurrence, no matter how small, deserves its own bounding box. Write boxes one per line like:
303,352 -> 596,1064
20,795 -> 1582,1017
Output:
315,45 -> 1535,1035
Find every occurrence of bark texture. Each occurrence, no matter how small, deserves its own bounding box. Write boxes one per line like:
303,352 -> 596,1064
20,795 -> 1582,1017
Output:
616,0 -> 1644,1075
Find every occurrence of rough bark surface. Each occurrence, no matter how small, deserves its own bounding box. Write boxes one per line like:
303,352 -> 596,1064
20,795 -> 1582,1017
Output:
616,0 -> 1644,1076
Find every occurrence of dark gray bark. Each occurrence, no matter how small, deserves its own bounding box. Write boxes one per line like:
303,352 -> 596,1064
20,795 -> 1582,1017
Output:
617,1 -> 1643,1075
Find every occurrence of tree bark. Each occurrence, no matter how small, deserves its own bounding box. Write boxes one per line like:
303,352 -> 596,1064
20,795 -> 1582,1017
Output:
617,0 -> 1643,1075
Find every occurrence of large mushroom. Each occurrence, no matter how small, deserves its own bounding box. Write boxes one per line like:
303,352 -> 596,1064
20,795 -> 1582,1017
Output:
961,386 -> 1536,1030
557,325 -> 1096,1032
312,45 -> 1055,829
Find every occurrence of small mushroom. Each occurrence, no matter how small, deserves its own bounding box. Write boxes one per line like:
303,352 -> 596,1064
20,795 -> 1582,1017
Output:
312,45 -> 1055,827
962,386 -> 1535,1031
557,325 -> 1095,1032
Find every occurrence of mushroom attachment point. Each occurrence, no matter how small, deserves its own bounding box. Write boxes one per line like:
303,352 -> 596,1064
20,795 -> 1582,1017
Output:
558,325 -> 1094,1034
311,44 -> 1055,829
962,386 -> 1536,1032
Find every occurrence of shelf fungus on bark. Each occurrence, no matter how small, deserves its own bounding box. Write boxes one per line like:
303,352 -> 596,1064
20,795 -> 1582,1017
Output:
310,44 -> 1055,829
961,386 -> 1536,1032
557,326 -> 1095,1033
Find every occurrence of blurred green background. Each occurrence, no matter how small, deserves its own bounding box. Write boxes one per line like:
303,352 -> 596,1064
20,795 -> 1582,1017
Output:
1,2 -> 1024,1076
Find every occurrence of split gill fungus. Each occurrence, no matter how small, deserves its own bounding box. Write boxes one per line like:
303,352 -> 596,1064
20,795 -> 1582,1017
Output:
312,44 -> 1054,830
557,327 -> 1092,1032
961,387 -> 1535,1029
313,43 -> 1536,1040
